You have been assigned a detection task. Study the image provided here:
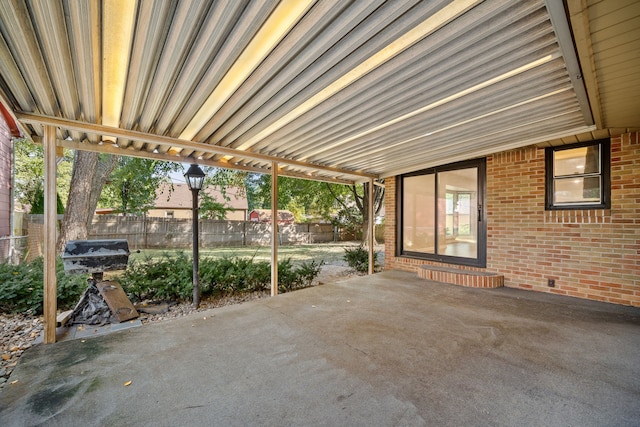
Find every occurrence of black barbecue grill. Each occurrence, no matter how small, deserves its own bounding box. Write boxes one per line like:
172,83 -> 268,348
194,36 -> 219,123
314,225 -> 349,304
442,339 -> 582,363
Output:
62,239 -> 130,278
62,239 -> 138,324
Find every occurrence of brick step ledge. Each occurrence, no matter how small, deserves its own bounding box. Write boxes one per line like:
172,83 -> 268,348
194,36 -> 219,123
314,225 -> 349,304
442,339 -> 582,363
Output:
418,265 -> 504,288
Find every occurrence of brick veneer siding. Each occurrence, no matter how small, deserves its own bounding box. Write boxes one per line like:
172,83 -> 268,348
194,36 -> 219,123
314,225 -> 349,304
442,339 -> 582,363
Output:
385,132 -> 640,307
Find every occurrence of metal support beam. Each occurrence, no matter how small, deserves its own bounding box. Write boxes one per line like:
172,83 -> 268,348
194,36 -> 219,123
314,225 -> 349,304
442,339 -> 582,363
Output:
368,178 -> 375,275
43,125 -> 57,343
52,137 -> 357,185
271,161 -> 278,296
17,112 -> 377,181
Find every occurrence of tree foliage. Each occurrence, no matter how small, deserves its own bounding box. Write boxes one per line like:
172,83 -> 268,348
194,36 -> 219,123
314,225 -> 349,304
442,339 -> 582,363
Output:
13,137 -> 72,213
207,168 -> 385,243
98,158 -> 182,215
199,192 -> 230,220
251,175 -> 353,222
29,186 -> 65,215
204,168 -> 250,196
58,155 -> 179,251
253,176 -> 384,237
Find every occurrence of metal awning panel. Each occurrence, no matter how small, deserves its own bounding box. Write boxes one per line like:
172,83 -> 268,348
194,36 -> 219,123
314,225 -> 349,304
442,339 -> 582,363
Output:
0,0 -> 623,183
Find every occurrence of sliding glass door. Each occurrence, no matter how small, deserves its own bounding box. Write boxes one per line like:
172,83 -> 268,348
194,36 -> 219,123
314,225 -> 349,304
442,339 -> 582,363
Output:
400,158 -> 486,267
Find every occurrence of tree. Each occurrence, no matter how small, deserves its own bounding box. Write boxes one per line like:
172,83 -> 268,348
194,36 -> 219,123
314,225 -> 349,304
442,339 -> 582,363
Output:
244,173 -> 385,244
13,138 -> 73,212
57,151 -> 119,252
57,155 -> 184,252
348,180 -> 385,247
13,138 -> 111,253
250,175 -> 340,221
98,158 -> 182,215
29,186 -> 65,215
199,192 -> 231,220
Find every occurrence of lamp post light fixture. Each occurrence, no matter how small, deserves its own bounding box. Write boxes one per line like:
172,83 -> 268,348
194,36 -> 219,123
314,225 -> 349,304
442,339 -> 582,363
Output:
184,164 -> 205,307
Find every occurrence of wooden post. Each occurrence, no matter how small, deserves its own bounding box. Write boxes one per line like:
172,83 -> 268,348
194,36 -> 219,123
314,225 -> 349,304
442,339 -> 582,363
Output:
271,161 -> 278,296
43,125 -> 57,343
368,178 -> 375,275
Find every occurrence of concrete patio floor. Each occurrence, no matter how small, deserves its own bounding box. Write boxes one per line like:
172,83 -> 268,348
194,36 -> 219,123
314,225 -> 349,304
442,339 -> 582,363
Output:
1,270 -> 639,426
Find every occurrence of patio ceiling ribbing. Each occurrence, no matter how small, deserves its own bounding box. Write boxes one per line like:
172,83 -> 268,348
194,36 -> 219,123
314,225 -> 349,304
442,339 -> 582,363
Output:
0,0 -> 596,182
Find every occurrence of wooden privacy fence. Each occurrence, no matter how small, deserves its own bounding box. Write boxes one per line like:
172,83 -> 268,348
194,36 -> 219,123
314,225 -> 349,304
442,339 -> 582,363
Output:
0,235 -> 27,263
23,215 -> 384,260
23,215 -> 383,259
88,216 -> 339,249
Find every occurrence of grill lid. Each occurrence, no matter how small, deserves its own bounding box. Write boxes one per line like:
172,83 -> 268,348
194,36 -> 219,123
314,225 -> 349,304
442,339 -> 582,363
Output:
62,239 -> 131,274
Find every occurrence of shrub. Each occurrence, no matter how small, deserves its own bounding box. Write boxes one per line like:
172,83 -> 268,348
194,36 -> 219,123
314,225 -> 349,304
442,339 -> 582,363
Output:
295,259 -> 324,288
199,257 -> 237,295
119,254 -> 323,302
242,260 -> 271,293
118,252 -> 193,301
343,246 -> 378,273
277,258 -> 298,292
278,258 -> 324,293
0,252 -> 326,314
0,257 -> 87,314
199,257 -> 271,295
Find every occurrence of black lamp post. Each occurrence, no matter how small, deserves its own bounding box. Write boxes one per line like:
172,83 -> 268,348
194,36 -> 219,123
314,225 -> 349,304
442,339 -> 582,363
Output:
184,164 -> 205,307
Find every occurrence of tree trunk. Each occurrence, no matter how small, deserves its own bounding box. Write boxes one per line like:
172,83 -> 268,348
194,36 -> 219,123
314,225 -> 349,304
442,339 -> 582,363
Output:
360,180 -> 385,248
87,154 -> 119,225
56,152 -> 118,252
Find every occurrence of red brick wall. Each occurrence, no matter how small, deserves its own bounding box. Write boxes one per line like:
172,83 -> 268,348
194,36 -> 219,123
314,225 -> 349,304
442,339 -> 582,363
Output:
385,132 -> 640,307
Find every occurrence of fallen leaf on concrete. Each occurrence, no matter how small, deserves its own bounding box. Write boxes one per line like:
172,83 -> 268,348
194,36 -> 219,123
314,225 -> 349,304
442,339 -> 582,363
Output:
123,380 -> 132,386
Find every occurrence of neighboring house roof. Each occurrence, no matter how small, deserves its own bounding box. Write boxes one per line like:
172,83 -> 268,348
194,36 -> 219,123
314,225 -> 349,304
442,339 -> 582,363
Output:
249,209 -> 295,223
154,183 -> 248,211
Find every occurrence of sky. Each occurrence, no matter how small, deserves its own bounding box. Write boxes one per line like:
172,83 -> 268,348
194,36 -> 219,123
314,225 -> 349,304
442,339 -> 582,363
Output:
169,163 -> 190,184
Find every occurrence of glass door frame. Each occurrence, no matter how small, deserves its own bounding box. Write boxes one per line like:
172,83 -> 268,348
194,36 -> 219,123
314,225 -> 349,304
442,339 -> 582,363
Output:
397,157 -> 487,268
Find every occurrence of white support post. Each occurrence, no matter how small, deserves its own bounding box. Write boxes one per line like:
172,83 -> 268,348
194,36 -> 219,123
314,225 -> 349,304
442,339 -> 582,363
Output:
271,161 -> 278,296
368,178 -> 374,275
43,125 -> 57,343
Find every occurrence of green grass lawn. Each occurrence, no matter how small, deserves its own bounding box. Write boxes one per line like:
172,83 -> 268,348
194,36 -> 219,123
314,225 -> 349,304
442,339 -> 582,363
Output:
130,241 -> 384,266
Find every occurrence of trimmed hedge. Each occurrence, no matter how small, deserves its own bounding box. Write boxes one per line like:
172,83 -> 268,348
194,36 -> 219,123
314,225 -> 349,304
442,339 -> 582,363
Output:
0,257 -> 88,314
116,253 -> 323,302
1,254 -> 324,314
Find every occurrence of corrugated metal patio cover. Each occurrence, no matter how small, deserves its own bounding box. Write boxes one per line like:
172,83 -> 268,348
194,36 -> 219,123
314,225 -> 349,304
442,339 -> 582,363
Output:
0,0 -> 600,182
